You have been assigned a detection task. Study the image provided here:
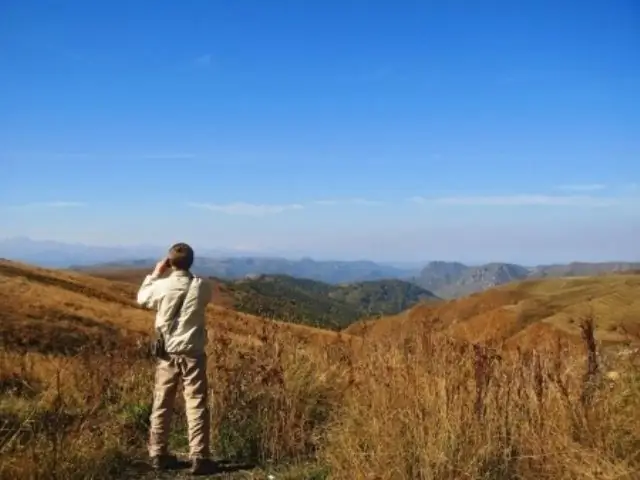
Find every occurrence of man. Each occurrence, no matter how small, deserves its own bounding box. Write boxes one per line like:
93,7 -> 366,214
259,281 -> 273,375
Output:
136,242 -> 214,474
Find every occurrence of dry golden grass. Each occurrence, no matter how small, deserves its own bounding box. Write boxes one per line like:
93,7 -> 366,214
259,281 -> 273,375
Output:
347,273 -> 640,350
1,260 -> 639,479
74,266 -> 151,284
321,325 -> 640,479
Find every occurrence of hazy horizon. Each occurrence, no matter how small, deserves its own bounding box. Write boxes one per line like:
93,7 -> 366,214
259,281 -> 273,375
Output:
1,235 -> 638,268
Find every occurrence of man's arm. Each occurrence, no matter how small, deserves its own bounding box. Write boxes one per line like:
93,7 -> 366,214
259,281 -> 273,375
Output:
136,273 -> 163,309
136,257 -> 170,310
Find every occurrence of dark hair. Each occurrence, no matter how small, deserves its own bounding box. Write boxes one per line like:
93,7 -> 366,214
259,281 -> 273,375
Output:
167,242 -> 194,271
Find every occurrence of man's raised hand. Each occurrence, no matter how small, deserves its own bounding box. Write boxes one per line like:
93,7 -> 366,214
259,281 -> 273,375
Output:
153,257 -> 170,277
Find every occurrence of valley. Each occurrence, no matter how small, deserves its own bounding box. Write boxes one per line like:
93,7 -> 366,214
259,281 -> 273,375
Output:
81,266 -> 440,329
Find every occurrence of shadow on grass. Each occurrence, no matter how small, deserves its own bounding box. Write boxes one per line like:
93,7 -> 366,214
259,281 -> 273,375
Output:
208,459 -> 257,476
124,457 -> 256,478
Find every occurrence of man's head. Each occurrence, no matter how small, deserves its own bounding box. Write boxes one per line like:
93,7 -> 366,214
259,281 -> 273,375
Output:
167,242 -> 194,271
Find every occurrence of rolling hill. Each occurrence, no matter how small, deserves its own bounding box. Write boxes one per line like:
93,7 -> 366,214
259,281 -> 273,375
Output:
77,267 -> 439,329
73,263 -> 640,354
223,275 -> 439,329
5,257 -> 637,353
0,259 -> 342,357
348,271 -> 640,353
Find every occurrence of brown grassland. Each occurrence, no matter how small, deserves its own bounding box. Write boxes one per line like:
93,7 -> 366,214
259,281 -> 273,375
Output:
347,273 -> 640,349
1,259 -> 639,479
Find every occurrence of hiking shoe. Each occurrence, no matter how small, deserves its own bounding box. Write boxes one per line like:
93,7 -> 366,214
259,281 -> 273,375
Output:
150,453 -> 179,470
190,457 -> 216,475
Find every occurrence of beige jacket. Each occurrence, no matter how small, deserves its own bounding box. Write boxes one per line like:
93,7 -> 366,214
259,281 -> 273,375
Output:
136,270 -> 212,355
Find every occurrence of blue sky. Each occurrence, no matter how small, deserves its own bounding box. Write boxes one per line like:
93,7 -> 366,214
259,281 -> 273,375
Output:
1,0 -> 639,263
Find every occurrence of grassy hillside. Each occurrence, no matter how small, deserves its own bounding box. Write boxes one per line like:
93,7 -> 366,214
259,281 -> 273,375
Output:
0,259 -> 348,478
347,272 -> 640,352
227,275 -> 439,329
1,259 -> 639,479
80,268 -> 439,329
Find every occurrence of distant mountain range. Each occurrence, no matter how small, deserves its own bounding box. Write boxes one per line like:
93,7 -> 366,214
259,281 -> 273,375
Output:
0,237 -> 250,267
73,257 -> 640,298
414,261 -> 640,298
2,237 -> 638,298
76,258 -> 640,299
73,256 -> 419,284
0,237 -> 419,282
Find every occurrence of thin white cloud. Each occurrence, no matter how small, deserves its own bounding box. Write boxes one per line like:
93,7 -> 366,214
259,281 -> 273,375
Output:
187,202 -> 304,216
408,196 -> 428,204
139,153 -> 197,160
194,54 -> 212,67
189,197 -> 383,214
431,194 -> 618,207
313,198 -> 383,206
555,184 -> 607,192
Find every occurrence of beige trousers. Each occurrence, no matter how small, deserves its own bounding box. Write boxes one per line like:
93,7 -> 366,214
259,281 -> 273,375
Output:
148,353 -> 210,459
